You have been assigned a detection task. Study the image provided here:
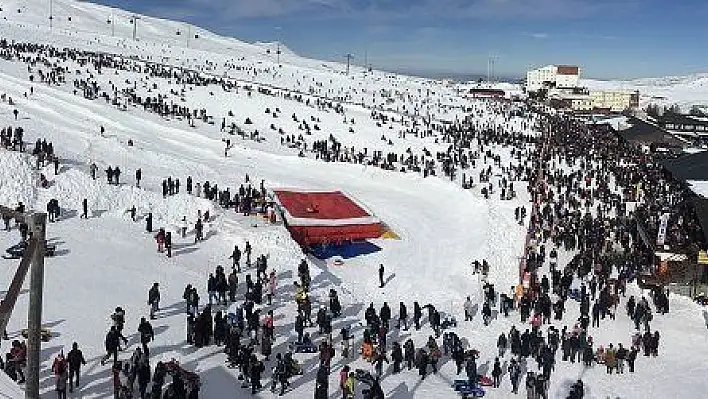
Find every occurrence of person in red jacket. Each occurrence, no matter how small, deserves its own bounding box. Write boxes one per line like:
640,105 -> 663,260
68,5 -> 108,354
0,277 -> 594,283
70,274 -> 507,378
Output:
154,228 -> 165,252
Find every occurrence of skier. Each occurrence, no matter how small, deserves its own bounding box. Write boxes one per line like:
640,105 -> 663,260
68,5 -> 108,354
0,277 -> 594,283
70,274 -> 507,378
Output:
67,342 -> 86,392
145,212 -> 153,233
148,282 -> 160,320
135,168 -> 142,188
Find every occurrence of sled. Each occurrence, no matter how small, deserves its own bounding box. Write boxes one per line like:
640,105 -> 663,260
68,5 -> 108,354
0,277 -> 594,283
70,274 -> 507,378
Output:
453,380 -> 485,398
4,242 -> 56,259
21,328 -> 52,342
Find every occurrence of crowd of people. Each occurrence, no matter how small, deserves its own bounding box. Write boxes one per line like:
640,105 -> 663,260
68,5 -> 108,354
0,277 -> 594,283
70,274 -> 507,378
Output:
0,28 -> 706,399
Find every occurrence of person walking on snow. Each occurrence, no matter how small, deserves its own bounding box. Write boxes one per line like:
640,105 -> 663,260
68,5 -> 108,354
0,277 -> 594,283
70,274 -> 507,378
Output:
52,352 -> 68,399
148,283 -> 160,320
138,317 -> 155,356
67,342 -> 86,392
180,216 -> 188,238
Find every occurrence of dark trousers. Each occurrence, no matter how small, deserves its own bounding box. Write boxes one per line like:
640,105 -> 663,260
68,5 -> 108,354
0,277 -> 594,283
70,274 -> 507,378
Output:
69,368 -> 80,389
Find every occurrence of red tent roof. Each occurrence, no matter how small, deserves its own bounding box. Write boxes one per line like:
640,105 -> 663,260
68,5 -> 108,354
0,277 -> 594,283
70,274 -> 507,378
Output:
272,189 -> 383,246
274,190 -> 370,220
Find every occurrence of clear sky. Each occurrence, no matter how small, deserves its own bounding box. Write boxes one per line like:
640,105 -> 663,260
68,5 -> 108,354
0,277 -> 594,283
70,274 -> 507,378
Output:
91,0 -> 708,80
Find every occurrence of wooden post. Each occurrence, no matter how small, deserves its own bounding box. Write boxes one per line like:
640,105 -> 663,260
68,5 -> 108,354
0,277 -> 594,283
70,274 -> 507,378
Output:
25,213 -> 46,399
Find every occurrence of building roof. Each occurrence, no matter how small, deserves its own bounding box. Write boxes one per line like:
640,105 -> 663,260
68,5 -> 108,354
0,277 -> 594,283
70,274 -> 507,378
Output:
617,117 -> 687,147
659,113 -> 708,127
663,151 -> 708,182
468,88 -> 505,96
556,65 -> 580,75
272,189 -> 380,226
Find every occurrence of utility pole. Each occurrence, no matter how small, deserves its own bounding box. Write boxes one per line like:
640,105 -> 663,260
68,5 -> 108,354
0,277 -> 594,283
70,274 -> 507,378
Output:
25,212 -> 47,399
131,15 -> 141,40
345,53 -> 354,75
187,24 -> 191,48
275,26 -> 282,66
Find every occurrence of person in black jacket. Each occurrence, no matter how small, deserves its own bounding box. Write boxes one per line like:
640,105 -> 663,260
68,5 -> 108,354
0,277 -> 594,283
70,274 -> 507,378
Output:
101,326 -> 127,365
314,364 -> 329,399
398,302 -> 408,330
138,317 -> 155,356
137,359 -> 151,399
249,355 -> 264,394
67,342 -> 86,392
413,302 -> 422,330
391,342 -> 403,373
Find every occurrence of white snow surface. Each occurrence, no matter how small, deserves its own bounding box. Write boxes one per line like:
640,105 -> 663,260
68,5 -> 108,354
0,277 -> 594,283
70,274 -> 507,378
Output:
688,180 -> 708,198
0,1 -> 704,399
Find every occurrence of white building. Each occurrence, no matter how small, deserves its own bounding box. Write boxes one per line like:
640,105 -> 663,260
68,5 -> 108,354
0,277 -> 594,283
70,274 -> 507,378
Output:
526,65 -> 580,92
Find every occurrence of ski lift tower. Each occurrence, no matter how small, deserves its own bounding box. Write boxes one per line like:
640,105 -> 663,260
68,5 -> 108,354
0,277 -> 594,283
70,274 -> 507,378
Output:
0,206 -> 47,399
345,53 -> 354,76
130,15 -> 141,40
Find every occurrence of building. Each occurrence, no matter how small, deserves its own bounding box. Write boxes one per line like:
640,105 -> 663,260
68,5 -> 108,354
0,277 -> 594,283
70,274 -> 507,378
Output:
549,92 -> 593,112
549,89 -> 639,113
589,90 -> 639,112
526,65 -> 580,92
466,88 -> 506,99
